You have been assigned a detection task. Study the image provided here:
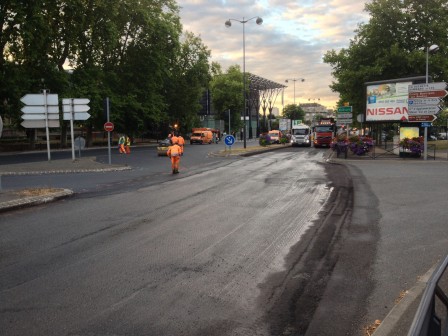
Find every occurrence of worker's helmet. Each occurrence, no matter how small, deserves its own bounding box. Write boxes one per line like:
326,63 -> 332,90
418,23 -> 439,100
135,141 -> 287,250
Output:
168,134 -> 172,138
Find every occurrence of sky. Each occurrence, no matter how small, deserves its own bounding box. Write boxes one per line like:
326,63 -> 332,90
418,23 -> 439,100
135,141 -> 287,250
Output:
176,0 -> 372,111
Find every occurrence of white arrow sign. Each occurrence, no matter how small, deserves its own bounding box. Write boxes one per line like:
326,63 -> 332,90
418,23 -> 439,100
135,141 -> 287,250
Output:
407,105 -> 442,115
21,93 -> 58,106
22,113 -> 60,120
408,98 -> 442,106
21,120 -> 60,128
408,82 -> 447,92
62,98 -> 90,105
63,104 -> 90,113
63,112 -> 91,121
21,105 -> 59,114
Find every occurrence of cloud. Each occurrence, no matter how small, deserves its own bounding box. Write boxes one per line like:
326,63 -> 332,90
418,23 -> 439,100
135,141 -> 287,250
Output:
177,0 -> 371,109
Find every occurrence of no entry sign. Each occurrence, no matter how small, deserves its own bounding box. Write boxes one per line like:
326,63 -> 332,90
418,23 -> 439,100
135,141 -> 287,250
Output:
104,122 -> 114,132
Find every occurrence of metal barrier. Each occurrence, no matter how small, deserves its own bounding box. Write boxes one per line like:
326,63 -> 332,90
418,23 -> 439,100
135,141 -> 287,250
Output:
408,255 -> 448,336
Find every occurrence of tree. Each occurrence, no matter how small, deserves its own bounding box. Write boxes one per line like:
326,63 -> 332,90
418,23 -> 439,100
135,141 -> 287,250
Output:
210,65 -> 244,133
323,0 -> 448,125
165,31 -> 211,135
282,104 -> 305,122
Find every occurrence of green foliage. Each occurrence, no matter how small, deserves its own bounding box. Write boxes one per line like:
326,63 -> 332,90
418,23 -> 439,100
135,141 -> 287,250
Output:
283,104 -> 305,122
210,65 -> 244,133
0,0 -> 212,145
323,0 -> 448,123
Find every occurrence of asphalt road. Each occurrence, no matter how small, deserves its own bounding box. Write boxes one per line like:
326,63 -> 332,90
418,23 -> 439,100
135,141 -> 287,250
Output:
1,147 -> 357,335
1,145 -> 447,336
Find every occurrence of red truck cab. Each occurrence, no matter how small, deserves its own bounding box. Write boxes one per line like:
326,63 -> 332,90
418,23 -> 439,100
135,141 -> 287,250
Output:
312,118 -> 336,148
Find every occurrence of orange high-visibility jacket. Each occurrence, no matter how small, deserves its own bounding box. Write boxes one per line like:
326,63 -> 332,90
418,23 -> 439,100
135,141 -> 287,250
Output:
167,144 -> 182,157
178,136 -> 185,146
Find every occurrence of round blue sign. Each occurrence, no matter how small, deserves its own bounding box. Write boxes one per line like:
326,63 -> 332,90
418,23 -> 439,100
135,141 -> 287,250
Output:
224,135 -> 235,146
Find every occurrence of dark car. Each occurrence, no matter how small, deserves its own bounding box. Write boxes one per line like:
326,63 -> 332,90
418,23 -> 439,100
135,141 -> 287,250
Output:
157,138 -> 171,156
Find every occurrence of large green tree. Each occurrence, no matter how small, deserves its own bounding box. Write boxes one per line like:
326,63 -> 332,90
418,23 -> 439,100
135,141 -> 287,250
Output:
209,64 -> 244,133
323,0 -> 448,124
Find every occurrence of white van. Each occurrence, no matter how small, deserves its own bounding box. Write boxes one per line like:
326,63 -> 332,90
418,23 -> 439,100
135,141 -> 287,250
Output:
291,124 -> 311,147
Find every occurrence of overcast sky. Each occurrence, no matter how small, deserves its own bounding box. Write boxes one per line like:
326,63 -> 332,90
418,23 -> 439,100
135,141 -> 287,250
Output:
177,0 -> 371,110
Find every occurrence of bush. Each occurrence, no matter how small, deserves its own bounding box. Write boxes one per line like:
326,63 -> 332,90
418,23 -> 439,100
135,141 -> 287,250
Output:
259,133 -> 271,146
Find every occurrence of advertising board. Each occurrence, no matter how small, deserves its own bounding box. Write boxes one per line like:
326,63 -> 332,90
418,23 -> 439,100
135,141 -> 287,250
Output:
366,81 -> 411,122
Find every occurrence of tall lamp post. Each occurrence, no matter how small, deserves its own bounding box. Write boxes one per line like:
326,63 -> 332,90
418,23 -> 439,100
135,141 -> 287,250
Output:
308,98 -> 320,124
285,78 -> 305,105
225,16 -> 263,149
423,44 -> 439,160
285,78 -> 305,129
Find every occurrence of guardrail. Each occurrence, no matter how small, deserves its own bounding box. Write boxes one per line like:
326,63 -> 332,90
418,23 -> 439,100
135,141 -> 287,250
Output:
407,255 -> 448,336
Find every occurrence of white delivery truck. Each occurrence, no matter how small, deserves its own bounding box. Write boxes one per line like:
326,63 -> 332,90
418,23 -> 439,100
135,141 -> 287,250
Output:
291,123 -> 311,147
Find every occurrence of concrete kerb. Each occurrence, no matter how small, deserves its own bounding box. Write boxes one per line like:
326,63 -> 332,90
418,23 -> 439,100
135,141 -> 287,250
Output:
372,263 -> 439,336
0,188 -> 74,213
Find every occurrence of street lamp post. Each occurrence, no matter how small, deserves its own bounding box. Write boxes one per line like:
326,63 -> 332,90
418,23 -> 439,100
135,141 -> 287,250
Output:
225,16 -> 263,149
285,78 -> 305,129
308,98 -> 320,124
285,78 -> 305,105
424,44 -> 439,160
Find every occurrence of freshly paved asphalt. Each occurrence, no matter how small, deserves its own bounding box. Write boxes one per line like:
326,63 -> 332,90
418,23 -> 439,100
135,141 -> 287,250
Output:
0,144 -> 447,336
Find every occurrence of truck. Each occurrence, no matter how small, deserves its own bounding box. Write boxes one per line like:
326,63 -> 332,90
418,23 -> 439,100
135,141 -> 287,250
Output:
290,123 -> 311,147
312,118 -> 336,148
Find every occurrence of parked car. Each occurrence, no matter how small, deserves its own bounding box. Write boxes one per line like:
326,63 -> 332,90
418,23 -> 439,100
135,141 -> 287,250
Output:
437,132 -> 447,140
157,138 -> 171,156
428,134 -> 437,141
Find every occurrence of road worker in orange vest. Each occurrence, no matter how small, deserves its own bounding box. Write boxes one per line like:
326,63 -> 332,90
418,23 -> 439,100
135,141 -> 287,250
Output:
177,134 -> 185,155
167,138 -> 182,174
171,133 -> 179,146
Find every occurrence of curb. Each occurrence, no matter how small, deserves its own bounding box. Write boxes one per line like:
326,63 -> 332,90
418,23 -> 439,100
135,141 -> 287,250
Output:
0,188 -> 74,213
372,264 -> 437,336
0,166 -> 132,176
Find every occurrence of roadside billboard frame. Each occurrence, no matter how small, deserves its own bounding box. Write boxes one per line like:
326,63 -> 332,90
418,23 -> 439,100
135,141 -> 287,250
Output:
364,76 -> 428,123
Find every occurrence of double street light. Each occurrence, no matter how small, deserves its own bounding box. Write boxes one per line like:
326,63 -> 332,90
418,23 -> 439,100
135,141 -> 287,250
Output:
285,78 -> 305,105
225,16 -> 263,148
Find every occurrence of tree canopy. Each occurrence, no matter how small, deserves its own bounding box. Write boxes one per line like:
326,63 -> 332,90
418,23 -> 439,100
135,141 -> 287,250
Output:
323,0 -> 448,122
0,0 -> 211,144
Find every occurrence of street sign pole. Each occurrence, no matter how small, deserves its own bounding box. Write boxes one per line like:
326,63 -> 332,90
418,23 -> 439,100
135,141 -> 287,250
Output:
106,97 -> 111,165
43,90 -> 51,161
69,99 -> 76,161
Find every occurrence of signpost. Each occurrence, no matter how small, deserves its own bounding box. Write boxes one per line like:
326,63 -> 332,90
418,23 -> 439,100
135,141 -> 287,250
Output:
104,122 -> 114,132
63,98 -> 91,161
224,134 -> 235,151
408,82 -> 447,160
337,106 -> 353,136
20,91 -> 59,161
408,115 -> 437,122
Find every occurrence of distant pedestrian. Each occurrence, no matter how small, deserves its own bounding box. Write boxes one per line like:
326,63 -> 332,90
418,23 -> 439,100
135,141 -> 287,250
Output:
125,135 -> 131,154
118,135 -> 126,154
167,138 -> 182,174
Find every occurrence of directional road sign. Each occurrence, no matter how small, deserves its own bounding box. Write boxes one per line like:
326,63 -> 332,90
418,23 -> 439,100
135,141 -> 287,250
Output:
338,113 -> 352,119
224,135 -> 235,146
408,98 -> 441,106
63,104 -> 90,113
408,82 -> 446,92
408,115 -> 437,122
21,93 -> 58,106
22,113 -> 59,120
409,90 -> 448,99
63,112 -> 91,120
21,105 -> 59,114
407,105 -> 442,115
421,122 -> 432,127
337,106 -> 352,113
62,98 -> 90,105
336,119 -> 352,125
21,120 -> 60,128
